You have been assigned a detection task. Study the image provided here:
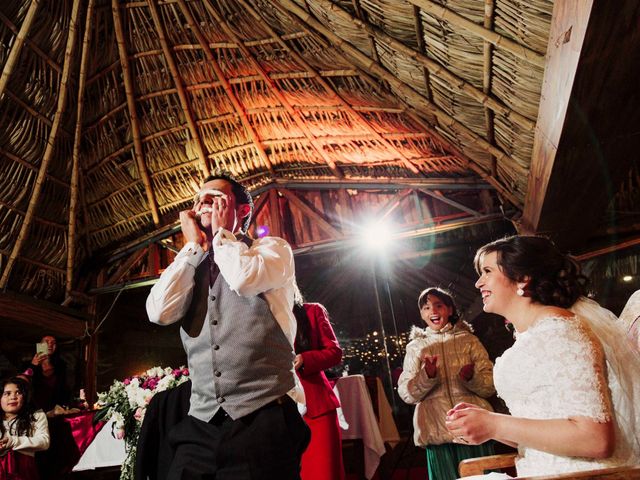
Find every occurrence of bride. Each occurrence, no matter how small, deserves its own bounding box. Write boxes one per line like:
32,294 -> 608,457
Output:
445,235 -> 640,478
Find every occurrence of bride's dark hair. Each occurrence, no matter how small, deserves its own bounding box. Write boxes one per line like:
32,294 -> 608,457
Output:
474,235 -> 588,308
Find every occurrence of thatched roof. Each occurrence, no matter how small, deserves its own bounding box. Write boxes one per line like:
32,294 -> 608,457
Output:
1,0 -> 639,303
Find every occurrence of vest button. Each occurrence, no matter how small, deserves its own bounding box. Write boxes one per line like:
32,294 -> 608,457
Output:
216,396 -> 225,403
212,320 -> 218,325
210,295 -> 216,301
214,370 -> 221,377
213,345 -> 220,350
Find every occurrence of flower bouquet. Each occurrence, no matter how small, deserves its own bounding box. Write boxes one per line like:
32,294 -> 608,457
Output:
95,366 -> 189,480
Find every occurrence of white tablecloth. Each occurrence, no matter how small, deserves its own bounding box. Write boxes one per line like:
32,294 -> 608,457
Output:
73,418 -> 126,471
334,375 -> 400,479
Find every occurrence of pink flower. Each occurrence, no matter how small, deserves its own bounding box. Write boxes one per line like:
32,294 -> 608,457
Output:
134,407 -> 145,421
182,368 -> 189,376
114,427 -> 125,440
123,378 -> 131,385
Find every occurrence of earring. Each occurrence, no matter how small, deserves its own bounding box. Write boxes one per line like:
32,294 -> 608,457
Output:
516,287 -> 524,296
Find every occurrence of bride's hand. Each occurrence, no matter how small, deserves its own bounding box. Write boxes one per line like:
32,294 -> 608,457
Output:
445,403 -> 496,445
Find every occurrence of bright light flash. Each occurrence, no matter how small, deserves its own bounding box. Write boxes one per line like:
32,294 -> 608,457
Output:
361,220 -> 393,251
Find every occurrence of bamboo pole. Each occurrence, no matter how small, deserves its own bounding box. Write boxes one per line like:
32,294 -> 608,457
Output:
112,0 -> 161,225
0,0 -> 41,100
407,0 -> 545,67
0,0 -> 80,289
272,0 -> 524,207
67,0 -> 96,297
483,0 -> 497,177
0,9 -> 61,75
174,0 -> 273,174
146,0 -> 211,177
202,0 -> 344,179
239,0 -> 422,175
308,0 -> 535,130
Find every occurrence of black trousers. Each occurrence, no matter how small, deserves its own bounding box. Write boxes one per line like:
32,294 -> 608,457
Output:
166,396 -> 311,480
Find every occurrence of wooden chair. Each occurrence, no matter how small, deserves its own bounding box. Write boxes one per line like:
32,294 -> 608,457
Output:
458,453 -> 640,480
458,452 -> 517,477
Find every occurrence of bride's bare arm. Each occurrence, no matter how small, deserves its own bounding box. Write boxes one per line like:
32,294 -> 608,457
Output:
446,404 -> 614,459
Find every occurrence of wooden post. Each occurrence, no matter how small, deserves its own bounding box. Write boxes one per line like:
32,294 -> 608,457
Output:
83,298 -> 98,405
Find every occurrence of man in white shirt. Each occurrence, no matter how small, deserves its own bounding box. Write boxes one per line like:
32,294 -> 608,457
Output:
146,171 -> 309,480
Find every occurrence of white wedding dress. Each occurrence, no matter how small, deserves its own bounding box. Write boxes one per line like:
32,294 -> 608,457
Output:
463,298 -> 640,479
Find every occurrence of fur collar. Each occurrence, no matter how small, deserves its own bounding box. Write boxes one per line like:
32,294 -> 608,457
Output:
409,321 -> 473,340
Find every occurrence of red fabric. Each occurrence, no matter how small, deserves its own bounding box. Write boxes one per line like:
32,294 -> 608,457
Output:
296,303 -> 342,419
0,451 -> 40,480
64,410 -> 104,457
300,410 -> 345,480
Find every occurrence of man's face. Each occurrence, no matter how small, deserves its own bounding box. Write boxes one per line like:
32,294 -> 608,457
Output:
193,179 -> 249,234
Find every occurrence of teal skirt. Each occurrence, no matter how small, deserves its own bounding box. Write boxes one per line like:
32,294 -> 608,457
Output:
425,441 -> 495,480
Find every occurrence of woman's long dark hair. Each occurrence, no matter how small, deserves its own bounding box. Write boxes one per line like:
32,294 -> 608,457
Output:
1,376 -> 37,437
474,235 -> 588,308
293,284 -> 312,354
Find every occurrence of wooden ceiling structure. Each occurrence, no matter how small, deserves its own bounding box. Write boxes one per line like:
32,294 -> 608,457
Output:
1,0 -> 639,321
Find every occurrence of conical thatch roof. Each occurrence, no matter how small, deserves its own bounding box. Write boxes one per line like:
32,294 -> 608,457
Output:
1,0 -> 639,303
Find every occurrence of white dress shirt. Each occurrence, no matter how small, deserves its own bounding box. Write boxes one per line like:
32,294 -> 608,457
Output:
146,228 -> 304,402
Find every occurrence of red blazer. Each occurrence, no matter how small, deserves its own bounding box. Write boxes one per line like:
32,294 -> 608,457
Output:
295,303 -> 343,419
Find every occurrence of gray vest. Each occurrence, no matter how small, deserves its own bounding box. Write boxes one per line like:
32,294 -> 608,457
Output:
179,249 -> 295,421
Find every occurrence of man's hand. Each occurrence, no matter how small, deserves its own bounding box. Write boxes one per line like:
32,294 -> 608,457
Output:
459,362 -> 475,381
180,210 -> 207,247
293,354 -> 304,371
422,354 -> 438,378
0,437 -> 9,452
207,194 -> 232,233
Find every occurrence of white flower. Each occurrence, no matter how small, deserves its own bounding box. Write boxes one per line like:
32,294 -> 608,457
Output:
155,374 -> 175,393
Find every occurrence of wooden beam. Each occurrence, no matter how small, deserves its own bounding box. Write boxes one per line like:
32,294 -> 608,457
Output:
419,189 -> 481,217
407,0 -> 545,67
174,0 -> 270,175
67,0 -> 96,297
208,0 -> 344,178
375,189 -> 414,220
0,0 -> 41,99
147,0 -> 210,177
0,292 -> 88,338
521,1 -> 640,247
279,189 -> 342,238
0,0 -> 80,289
111,0 -> 161,225
105,246 -> 149,286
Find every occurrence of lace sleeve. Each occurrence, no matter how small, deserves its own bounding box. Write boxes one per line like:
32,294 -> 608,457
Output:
529,317 -> 612,423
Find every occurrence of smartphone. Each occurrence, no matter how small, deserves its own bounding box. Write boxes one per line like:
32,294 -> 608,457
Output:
36,342 -> 48,355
